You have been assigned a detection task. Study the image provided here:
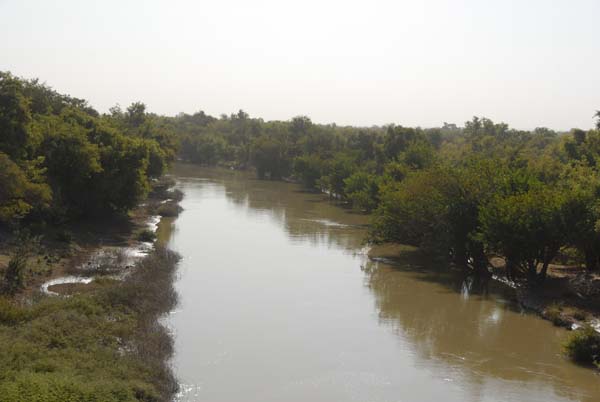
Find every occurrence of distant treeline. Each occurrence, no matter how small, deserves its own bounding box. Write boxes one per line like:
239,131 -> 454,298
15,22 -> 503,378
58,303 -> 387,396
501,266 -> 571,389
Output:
171,109 -> 600,284
0,72 -> 178,225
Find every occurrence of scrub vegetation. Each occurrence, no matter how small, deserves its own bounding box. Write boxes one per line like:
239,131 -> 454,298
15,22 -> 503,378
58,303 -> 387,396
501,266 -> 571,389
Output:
0,247 -> 180,402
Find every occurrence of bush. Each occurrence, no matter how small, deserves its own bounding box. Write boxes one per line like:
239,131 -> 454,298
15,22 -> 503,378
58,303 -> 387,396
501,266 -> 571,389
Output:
169,188 -> 184,202
544,303 -> 568,326
0,297 -> 28,325
137,229 -> 157,243
55,229 -> 73,243
563,325 -> 600,365
156,203 -> 182,217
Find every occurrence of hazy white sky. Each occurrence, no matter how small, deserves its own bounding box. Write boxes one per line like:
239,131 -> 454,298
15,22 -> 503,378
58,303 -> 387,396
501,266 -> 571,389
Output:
1,0 -> 598,129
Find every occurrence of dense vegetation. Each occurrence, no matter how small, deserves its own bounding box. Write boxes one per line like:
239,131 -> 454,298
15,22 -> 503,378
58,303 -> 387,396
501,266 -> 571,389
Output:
0,72 -> 177,227
172,109 -> 600,285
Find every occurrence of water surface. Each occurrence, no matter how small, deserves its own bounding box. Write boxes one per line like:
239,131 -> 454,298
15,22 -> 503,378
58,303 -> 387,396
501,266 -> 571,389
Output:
167,164 -> 600,402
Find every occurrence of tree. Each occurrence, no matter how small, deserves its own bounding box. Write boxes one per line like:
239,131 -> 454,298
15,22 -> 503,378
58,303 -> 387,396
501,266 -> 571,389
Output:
0,72 -> 32,159
344,171 -> 380,212
318,153 -> 355,199
126,102 -> 147,128
250,135 -> 288,180
37,113 -> 102,216
480,187 -> 567,283
293,154 -> 325,189
1,232 -> 39,294
180,134 -> 228,166
372,159 -> 528,275
400,140 -> 434,170
290,116 -> 312,141
0,152 -> 51,225
558,164 -> 600,271
382,125 -> 420,161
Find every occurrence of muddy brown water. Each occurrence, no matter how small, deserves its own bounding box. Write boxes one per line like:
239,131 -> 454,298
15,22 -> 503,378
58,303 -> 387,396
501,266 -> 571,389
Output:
165,164 -> 600,402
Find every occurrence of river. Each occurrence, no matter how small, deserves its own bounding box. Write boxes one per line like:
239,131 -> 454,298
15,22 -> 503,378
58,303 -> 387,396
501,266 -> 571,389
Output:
164,163 -> 600,402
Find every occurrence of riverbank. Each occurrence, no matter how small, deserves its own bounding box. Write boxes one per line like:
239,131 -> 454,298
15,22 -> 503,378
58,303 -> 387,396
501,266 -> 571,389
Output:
0,178 -> 183,401
0,177 -> 180,298
368,243 -> 600,337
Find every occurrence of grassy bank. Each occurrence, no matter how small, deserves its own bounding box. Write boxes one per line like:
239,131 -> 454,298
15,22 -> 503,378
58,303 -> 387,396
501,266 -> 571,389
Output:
0,247 -> 180,402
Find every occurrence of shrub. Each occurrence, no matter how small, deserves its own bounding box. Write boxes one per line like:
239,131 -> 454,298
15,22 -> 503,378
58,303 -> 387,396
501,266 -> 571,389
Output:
55,229 -> 73,243
156,203 -> 181,217
544,303 -> 567,326
167,188 -> 184,202
0,297 -> 28,325
2,250 -> 28,294
563,325 -> 600,365
137,229 -> 157,243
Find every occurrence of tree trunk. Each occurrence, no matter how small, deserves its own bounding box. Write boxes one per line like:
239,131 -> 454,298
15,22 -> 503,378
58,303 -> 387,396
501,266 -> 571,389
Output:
537,247 -> 558,284
584,246 -> 599,272
538,260 -> 550,283
471,243 -> 491,278
452,243 -> 469,272
505,258 -> 515,281
526,260 -> 538,284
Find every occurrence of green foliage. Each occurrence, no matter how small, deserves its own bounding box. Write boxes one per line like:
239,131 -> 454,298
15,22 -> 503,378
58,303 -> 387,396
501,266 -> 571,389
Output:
180,134 -> 229,166
0,152 -> 51,225
250,135 -> 289,180
0,249 -> 180,402
344,171 -> 380,212
0,72 -> 176,222
372,160 -> 515,272
1,233 -> 39,294
383,125 -> 421,160
480,186 -> 568,282
319,153 -> 356,199
544,303 -> 568,326
293,154 -> 326,189
400,140 -> 434,170
563,326 -> 600,365
0,72 -> 32,159
156,202 -> 182,217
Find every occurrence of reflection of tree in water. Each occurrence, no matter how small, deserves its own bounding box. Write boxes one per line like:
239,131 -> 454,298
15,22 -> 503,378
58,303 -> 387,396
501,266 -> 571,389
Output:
363,258 -> 600,402
187,167 -> 370,251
